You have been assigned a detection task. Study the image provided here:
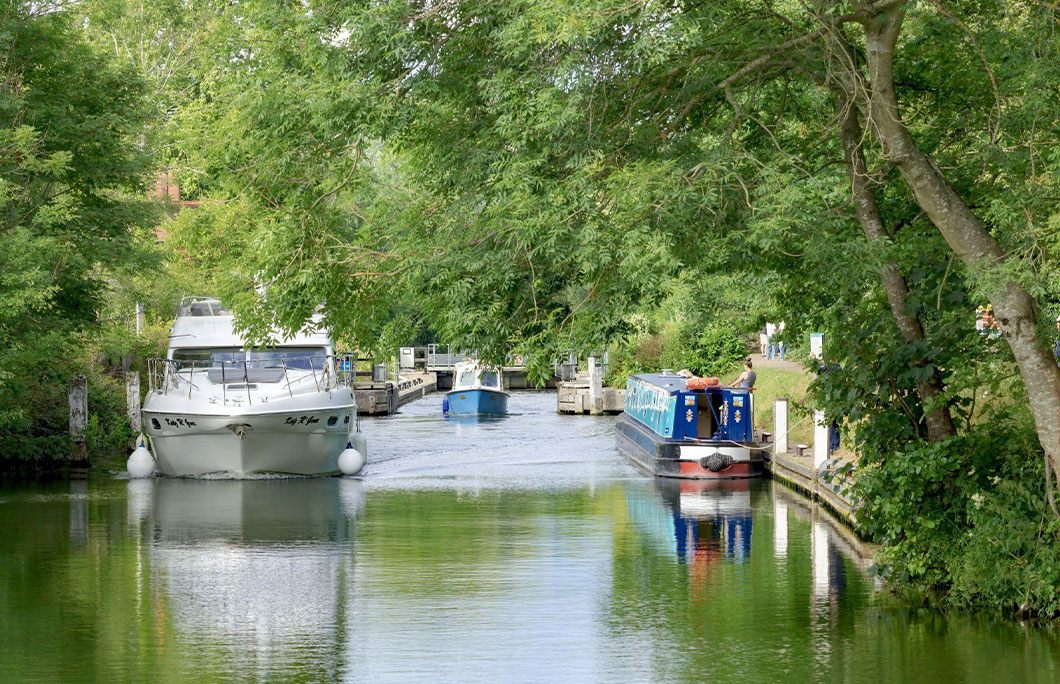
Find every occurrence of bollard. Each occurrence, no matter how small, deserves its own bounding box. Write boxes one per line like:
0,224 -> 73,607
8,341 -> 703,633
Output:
813,409 -> 828,470
774,398 -> 788,455
68,374 -> 89,469
126,371 -> 141,435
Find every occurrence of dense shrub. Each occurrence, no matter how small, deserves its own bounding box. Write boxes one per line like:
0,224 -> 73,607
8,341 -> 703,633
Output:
607,321 -> 746,387
855,400 -> 1060,618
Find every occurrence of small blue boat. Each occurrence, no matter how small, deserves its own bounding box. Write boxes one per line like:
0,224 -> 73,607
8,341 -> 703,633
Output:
444,362 -> 510,416
617,372 -> 765,479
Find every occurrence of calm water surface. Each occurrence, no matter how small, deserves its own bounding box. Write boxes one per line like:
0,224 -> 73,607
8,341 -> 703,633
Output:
1,391 -> 1057,682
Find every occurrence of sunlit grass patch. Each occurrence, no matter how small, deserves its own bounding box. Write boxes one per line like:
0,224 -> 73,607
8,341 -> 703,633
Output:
722,363 -> 814,447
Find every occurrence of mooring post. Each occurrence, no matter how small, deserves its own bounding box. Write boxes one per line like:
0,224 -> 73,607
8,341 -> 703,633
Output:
126,371 -> 141,435
588,355 -> 603,415
813,409 -> 828,470
774,398 -> 789,455
68,374 -> 89,470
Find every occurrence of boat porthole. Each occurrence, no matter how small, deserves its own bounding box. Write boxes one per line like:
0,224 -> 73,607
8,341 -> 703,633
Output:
327,416 -> 338,426
151,418 -> 161,430
343,416 -> 349,425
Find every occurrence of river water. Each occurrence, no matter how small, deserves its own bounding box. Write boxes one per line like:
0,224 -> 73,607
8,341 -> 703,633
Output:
1,391 -> 1057,682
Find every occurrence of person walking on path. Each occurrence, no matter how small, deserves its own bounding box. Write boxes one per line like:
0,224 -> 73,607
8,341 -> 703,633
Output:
730,358 -> 757,389
759,327 -> 769,358
765,322 -> 777,359
776,321 -> 786,360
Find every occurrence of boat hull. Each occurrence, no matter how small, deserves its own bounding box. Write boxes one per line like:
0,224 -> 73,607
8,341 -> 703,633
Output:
616,413 -> 764,480
445,388 -> 509,415
143,404 -> 355,477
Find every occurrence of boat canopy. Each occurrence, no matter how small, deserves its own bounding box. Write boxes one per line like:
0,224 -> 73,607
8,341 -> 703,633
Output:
452,362 -> 503,391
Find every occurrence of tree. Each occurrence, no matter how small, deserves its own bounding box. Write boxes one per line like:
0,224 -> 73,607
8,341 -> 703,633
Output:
851,1 -> 1060,497
0,3 -> 152,459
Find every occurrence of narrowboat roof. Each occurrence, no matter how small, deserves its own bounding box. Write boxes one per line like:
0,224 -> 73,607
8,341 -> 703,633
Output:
630,373 -> 748,394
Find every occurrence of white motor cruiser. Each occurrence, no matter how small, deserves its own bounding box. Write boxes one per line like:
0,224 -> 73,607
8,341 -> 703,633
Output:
142,297 -> 357,477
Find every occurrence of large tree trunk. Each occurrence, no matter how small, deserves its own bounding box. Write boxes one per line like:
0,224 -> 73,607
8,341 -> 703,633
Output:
835,93 -> 957,442
860,5 -> 1060,482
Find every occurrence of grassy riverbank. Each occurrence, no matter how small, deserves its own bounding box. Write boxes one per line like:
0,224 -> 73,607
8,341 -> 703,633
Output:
722,358 -> 814,448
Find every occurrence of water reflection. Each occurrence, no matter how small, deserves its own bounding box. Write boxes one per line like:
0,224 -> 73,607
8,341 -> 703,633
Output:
627,479 -> 754,566
68,478 -> 88,549
0,391 -> 1057,682
135,478 -> 364,681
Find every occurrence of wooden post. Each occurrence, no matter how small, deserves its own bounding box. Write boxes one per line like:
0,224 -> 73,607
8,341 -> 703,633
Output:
813,409 -> 828,470
774,398 -> 789,456
68,374 -> 89,469
126,371 -> 141,434
588,355 -> 603,415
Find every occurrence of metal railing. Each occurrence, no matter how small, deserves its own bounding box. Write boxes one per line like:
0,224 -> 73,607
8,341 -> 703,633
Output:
426,344 -> 469,369
147,354 -> 356,406
424,344 -> 527,370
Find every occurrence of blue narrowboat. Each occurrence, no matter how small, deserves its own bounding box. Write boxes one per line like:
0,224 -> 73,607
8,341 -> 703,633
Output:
443,362 -> 510,416
616,373 -> 765,479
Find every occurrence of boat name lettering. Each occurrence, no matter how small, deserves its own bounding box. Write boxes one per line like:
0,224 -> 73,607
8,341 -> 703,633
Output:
284,415 -> 320,425
164,417 -> 198,428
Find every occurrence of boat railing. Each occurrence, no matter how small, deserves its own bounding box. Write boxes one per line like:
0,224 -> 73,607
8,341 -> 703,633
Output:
147,354 -> 357,405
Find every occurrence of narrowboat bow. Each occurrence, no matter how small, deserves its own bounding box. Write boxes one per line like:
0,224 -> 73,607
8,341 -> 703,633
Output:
616,372 -> 766,479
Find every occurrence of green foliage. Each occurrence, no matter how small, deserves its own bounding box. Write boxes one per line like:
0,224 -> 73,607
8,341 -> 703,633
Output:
0,4 -> 153,464
664,323 -> 745,378
857,406 -> 1060,618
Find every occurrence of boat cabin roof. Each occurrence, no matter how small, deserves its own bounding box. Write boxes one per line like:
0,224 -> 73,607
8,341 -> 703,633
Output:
452,361 -> 503,390
168,297 -> 333,350
630,373 -> 746,395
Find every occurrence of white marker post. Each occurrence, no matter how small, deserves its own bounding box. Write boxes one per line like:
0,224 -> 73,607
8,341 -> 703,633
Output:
774,398 -> 788,456
813,409 -> 829,469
